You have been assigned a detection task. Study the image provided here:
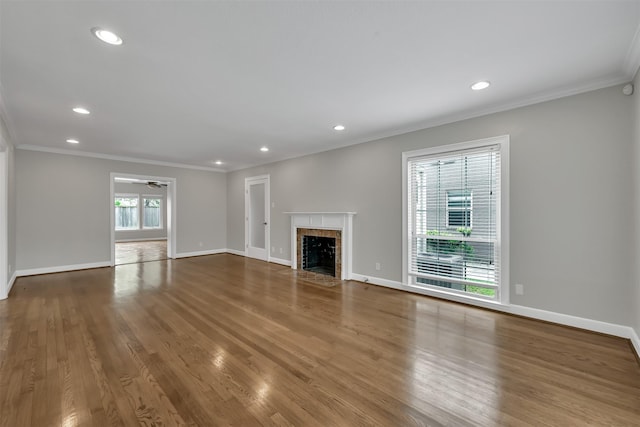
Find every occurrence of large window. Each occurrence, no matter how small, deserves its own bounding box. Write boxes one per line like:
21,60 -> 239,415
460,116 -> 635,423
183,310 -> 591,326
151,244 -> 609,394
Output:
114,195 -> 139,230
403,136 -> 509,303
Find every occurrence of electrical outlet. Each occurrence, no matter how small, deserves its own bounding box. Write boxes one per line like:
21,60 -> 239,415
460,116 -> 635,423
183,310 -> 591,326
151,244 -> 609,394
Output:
279,247 -> 283,254
375,262 -> 381,271
515,283 -> 524,295
199,241 -> 203,248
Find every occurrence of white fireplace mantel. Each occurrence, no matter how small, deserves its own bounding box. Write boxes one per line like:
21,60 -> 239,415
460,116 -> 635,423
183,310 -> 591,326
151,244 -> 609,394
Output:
285,212 -> 356,280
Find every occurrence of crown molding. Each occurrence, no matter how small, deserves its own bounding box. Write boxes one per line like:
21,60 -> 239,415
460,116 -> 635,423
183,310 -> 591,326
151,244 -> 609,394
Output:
7,75 -> 633,174
16,144 -> 225,173
228,76 -> 628,172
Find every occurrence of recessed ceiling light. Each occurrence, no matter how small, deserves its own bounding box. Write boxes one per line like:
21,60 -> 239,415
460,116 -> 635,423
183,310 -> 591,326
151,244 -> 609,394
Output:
260,146 -> 269,152
471,81 -> 491,91
91,27 -> 123,45
72,107 -> 90,115
214,160 -> 223,165
66,139 -> 79,144
333,124 -> 345,131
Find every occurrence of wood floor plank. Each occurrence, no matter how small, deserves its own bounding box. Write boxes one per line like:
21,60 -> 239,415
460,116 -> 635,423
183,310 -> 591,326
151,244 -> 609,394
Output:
1,254 -> 639,426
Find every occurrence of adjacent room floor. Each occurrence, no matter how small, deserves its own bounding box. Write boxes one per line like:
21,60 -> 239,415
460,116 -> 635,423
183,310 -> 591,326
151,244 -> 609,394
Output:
115,240 -> 167,265
1,254 -> 639,426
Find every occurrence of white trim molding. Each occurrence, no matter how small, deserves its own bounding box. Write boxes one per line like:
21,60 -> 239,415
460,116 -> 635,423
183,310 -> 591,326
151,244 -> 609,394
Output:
630,328 -> 640,360
16,261 -> 111,277
269,257 -> 292,267
226,248 -> 246,257
285,212 -> 356,280
175,249 -> 227,259
0,150 -> 6,300
18,144 -> 224,172
6,271 -> 16,297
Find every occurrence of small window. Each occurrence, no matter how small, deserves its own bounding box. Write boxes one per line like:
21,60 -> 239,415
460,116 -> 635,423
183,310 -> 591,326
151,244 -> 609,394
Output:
115,195 -> 139,230
446,190 -> 472,227
143,197 -> 162,229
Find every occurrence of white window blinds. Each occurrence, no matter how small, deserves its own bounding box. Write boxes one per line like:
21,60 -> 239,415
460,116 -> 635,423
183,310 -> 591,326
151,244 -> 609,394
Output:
408,144 -> 501,300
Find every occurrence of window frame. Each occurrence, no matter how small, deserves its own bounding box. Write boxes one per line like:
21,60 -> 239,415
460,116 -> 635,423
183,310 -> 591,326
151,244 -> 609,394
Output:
402,135 -> 510,306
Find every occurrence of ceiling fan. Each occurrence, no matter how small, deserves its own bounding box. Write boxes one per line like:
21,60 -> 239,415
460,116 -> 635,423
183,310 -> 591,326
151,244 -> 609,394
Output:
114,177 -> 170,188
127,181 -> 168,189
146,181 -> 168,189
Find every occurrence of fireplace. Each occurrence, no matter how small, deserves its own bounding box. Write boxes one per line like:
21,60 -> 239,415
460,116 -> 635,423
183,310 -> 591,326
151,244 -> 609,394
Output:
286,212 -> 355,280
297,228 -> 341,278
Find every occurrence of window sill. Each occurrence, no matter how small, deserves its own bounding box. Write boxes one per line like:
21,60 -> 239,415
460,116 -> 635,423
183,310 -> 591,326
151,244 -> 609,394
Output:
406,282 -> 503,306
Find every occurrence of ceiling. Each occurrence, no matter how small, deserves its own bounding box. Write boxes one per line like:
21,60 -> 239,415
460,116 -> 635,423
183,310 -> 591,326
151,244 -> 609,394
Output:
2,1 -> 640,171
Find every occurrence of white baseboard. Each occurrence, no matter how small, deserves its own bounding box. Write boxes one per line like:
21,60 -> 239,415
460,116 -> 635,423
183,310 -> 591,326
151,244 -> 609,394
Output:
226,250 -> 291,266
269,257 -> 291,266
115,237 -> 167,243
506,304 -> 632,338
16,261 -> 111,277
0,271 -> 15,300
175,248 -> 227,258
350,273 -> 406,291
351,272 -> 637,341
630,327 -> 640,359
7,270 -> 16,295
226,248 -> 246,257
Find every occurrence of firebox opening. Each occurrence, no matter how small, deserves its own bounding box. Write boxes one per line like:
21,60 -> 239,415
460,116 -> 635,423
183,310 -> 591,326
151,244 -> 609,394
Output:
302,236 -> 336,277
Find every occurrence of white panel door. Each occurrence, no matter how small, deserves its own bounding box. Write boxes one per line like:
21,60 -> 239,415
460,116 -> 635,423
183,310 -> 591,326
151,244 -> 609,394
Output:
245,175 -> 270,261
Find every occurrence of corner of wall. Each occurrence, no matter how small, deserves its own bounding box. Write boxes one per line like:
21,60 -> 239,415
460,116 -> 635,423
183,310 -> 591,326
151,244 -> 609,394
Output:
633,69 -> 640,346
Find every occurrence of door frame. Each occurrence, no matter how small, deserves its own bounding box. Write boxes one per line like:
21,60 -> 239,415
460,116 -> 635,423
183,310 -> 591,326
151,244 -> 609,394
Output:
244,174 -> 270,261
0,149 -> 7,299
110,172 -> 177,266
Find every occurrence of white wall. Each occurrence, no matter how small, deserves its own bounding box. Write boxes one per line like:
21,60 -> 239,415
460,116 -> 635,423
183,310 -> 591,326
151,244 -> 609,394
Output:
114,182 -> 167,241
228,84 -> 635,327
16,150 -> 226,270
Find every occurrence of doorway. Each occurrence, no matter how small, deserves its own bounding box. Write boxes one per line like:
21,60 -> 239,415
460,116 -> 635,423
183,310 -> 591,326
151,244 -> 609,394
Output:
245,175 -> 270,261
110,173 -> 177,266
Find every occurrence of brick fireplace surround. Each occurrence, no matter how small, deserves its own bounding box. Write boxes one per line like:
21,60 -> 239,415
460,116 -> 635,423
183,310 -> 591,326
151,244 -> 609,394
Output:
285,212 -> 356,281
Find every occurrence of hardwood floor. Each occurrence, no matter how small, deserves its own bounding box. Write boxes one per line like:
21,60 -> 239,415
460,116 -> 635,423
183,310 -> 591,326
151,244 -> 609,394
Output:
1,254 -> 639,426
115,240 -> 167,265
